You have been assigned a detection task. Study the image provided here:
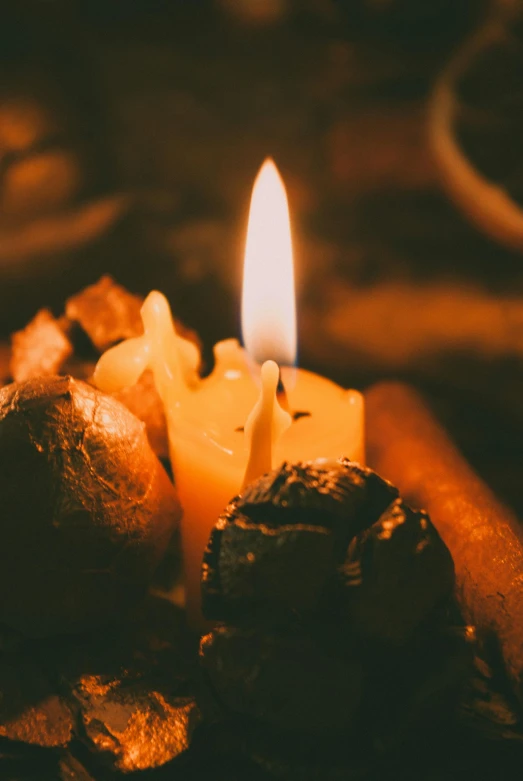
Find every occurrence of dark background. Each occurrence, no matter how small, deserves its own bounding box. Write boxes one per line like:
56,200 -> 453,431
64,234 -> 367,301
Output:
0,0 -> 521,514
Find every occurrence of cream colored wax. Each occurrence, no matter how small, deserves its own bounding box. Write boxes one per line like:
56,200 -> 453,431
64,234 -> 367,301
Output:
166,338 -> 365,626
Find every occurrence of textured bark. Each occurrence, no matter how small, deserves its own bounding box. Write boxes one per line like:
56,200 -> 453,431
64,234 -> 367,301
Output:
366,381 -> 523,704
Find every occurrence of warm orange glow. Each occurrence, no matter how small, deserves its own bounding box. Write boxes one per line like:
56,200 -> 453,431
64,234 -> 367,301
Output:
241,158 -> 297,366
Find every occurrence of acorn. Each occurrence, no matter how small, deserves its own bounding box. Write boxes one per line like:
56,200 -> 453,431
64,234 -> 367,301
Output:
0,375 -> 180,637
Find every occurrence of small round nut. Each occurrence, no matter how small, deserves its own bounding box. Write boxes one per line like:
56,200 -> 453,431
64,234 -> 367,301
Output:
202,459 -> 398,623
0,375 -> 180,636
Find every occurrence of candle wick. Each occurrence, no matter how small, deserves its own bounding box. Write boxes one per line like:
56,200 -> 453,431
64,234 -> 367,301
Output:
292,410 -> 311,422
276,371 -> 291,414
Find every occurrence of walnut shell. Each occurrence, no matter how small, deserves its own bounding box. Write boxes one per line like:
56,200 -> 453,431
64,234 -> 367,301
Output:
202,459 -> 399,625
0,375 -> 180,636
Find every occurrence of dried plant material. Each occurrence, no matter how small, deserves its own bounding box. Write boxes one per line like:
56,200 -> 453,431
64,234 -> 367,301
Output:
9,278 -> 201,461
200,625 -> 363,732
113,369 -> 169,459
0,658 -> 73,747
65,274 -> 201,358
10,309 -> 72,383
343,499 -> 454,644
203,460 -> 399,624
0,376 -> 180,637
80,689 -> 199,772
203,460 -> 453,644
65,275 -> 144,352
62,278 -> 200,457
199,458 -> 471,777
366,381 -> 523,705
35,595 -> 199,773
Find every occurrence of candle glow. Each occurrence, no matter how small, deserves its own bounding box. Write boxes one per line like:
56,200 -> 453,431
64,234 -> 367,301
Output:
242,158 -> 297,367
92,157 -> 365,626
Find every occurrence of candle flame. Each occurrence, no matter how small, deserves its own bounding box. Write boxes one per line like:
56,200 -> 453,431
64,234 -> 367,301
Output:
242,158 -> 297,366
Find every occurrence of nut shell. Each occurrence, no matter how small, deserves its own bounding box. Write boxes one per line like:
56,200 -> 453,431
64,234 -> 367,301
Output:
202,459 -> 399,623
0,375 -> 180,636
200,625 -> 363,734
334,499 -> 455,644
198,459 -> 470,770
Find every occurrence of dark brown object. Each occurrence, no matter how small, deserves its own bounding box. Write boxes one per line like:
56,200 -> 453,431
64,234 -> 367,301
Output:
200,625 -> 363,733
9,277 -> 201,460
10,309 -> 72,383
0,658 -> 73,747
340,498 -> 454,645
0,595 -> 199,773
202,460 -> 399,624
199,458 -> 470,776
59,754 -> 96,781
366,381 -> 523,703
0,375 -> 180,636
37,595 -> 198,773
202,459 -> 454,645
0,342 -> 11,387
201,623 -> 475,781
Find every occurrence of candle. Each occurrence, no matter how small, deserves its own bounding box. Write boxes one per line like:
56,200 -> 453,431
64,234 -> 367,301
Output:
243,359 -> 292,488
94,158 -> 365,626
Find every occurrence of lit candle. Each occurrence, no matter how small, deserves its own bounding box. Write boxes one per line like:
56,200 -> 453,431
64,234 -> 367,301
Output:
94,158 -> 365,626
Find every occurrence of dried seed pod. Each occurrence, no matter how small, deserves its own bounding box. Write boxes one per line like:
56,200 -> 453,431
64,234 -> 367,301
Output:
331,499 -> 455,645
65,275 -> 144,352
199,625 -> 362,734
200,627 -> 475,780
0,375 -> 180,637
202,459 -> 398,623
10,309 -> 73,383
199,458 -> 470,773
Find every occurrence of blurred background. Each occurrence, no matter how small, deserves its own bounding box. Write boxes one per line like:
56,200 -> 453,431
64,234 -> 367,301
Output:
0,0 -> 522,511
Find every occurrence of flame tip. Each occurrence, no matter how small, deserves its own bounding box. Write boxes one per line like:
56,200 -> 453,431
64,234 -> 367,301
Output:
242,155 -> 296,366
256,157 -> 283,182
